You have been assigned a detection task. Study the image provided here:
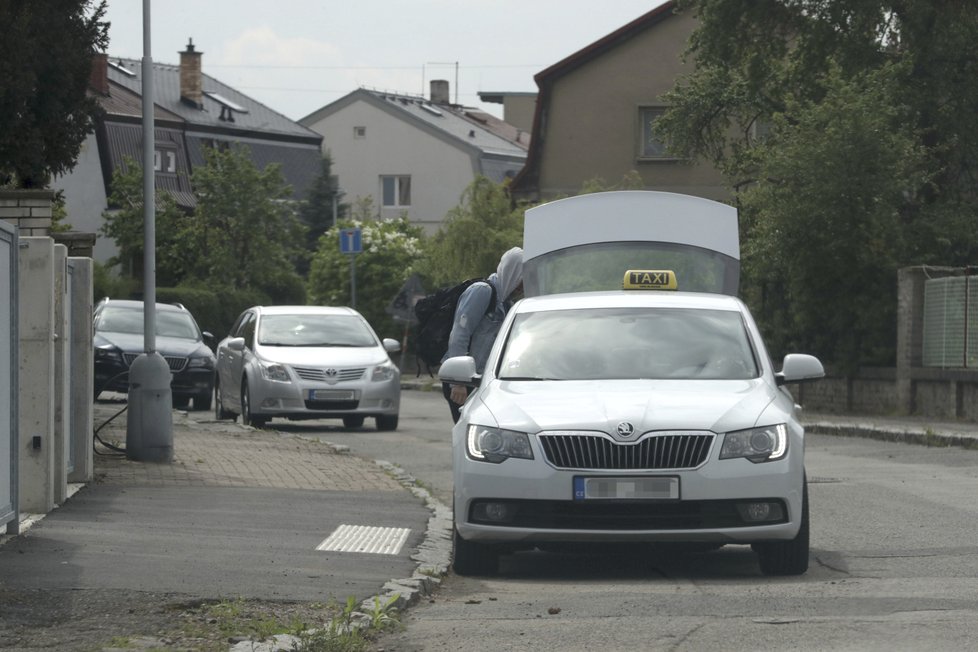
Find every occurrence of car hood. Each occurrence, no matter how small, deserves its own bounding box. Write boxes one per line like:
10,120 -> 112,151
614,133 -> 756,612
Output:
254,344 -> 391,367
95,332 -> 211,358
477,379 -> 781,434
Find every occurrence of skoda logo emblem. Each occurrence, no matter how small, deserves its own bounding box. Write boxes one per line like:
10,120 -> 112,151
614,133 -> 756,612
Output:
616,422 -> 635,438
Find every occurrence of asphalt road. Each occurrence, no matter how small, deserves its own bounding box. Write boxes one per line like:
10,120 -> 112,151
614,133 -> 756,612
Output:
271,390 -> 978,652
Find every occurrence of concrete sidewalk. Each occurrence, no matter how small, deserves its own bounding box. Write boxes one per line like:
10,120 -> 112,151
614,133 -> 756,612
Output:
0,397 -> 450,651
802,410 -> 978,449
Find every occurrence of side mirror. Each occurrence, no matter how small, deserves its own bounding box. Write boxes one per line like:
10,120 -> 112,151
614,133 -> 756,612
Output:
227,337 -> 246,352
439,355 -> 479,386
382,337 -> 401,353
776,353 -> 825,386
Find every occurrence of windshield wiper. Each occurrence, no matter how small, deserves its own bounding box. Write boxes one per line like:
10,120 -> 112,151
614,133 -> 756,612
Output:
500,376 -> 562,381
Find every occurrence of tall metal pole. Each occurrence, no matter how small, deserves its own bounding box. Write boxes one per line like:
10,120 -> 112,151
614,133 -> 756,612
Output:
127,0 -> 173,462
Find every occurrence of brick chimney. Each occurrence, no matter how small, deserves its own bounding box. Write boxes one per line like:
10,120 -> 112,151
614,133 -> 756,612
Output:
89,51 -> 109,95
179,38 -> 203,108
430,79 -> 450,105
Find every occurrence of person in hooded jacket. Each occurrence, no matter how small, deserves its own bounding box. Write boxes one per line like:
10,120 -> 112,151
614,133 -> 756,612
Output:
442,246 -> 524,423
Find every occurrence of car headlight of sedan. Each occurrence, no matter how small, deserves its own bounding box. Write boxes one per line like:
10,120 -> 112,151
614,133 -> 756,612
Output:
94,345 -> 123,362
371,362 -> 396,382
258,361 -> 290,383
466,425 -> 534,463
720,424 -> 788,462
187,354 -> 215,370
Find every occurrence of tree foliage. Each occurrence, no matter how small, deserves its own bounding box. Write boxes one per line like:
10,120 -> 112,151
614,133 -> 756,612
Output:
99,158 -> 188,286
417,176 -> 527,288
657,0 -> 978,367
307,214 -> 424,338
186,145 -> 307,303
296,151 -> 345,274
0,0 -> 108,188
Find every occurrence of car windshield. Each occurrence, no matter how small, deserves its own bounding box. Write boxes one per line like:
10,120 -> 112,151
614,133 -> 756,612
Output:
497,307 -> 759,381
96,306 -> 201,340
257,314 -> 377,347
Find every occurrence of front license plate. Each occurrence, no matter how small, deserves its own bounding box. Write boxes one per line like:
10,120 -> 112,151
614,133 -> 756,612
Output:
308,389 -> 355,400
573,476 -> 679,500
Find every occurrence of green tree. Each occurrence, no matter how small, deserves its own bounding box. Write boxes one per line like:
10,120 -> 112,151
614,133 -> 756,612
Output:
657,0 -> 978,366
297,151 -> 345,274
418,176 -> 527,287
307,214 -> 424,338
187,145 -> 306,302
0,1 -> 108,188
99,158 -> 188,286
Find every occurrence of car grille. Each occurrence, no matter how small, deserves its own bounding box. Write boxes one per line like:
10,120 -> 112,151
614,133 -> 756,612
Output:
122,353 -> 187,372
539,432 -> 715,470
292,366 -> 366,382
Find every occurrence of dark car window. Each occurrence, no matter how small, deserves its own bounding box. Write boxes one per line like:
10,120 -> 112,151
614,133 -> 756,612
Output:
498,307 -> 759,381
96,306 -> 201,341
257,314 -> 377,347
238,313 -> 257,348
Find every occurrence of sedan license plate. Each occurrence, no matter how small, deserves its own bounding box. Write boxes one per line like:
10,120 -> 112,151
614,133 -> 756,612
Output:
308,389 -> 355,401
573,476 -> 679,500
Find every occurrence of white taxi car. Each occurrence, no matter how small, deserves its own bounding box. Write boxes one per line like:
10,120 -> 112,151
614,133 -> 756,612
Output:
439,192 -> 825,576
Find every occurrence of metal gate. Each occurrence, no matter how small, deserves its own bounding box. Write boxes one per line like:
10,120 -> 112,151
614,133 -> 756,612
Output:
1,221 -> 18,533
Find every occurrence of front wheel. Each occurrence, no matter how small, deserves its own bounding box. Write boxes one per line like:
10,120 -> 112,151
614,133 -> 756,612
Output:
241,379 -> 268,429
452,526 -> 499,576
754,476 -> 810,576
342,415 -> 365,428
376,414 -> 398,431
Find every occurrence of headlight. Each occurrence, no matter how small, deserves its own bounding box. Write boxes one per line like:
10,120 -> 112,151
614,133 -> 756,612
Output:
94,346 -> 122,362
720,424 -> 788,462
188,355 -> 215,369
259,361 -> 290,383
466,425 -> 534,463
371,362 -> 396,381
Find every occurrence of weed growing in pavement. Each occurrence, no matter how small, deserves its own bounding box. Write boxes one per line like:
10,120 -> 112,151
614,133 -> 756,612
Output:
293,595 -> 402,652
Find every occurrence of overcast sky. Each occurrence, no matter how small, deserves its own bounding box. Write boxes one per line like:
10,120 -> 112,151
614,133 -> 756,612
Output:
102,0 -> 670,122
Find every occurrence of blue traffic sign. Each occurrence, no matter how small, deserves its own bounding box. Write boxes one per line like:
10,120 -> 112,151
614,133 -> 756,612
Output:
339,228 -> 362,254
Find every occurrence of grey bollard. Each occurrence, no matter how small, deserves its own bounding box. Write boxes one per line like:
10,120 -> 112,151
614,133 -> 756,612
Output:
126,352 -> 173,462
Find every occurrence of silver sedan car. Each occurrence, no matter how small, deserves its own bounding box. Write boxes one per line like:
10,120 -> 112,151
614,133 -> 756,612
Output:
214,305 -> 401,430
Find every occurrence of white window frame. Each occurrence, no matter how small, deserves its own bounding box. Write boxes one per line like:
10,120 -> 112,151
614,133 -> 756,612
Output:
381,175 -> 411,208
638,106 -> 673,160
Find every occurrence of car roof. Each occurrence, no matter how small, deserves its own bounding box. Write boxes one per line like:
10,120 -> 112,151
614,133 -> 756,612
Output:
253,305 -> 360,317
97,299 -> 189,313
513,290 -> 747,314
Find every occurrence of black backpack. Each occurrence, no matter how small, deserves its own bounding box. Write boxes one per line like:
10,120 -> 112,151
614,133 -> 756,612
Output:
413,278 -> 496,376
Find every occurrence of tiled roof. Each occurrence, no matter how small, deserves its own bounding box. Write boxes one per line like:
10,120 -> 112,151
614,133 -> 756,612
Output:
106,57 -> 321,144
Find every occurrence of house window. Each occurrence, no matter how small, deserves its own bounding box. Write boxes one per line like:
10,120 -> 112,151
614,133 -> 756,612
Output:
381,175 -> 411,208
354,126 -> 366,139
639,107 -> 670,159
154,148 -> 177,173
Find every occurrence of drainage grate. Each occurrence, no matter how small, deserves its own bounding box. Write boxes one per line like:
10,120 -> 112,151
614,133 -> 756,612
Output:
316,525 -> 410,555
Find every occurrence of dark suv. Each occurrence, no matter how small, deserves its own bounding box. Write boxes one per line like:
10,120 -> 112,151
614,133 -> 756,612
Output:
93,299 -> 216,410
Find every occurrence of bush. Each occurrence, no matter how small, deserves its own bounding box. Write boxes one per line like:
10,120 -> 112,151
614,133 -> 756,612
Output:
156,285 -> 268,343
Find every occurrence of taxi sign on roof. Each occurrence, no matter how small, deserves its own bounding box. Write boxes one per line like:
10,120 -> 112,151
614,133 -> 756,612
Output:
623,269 -> 678,290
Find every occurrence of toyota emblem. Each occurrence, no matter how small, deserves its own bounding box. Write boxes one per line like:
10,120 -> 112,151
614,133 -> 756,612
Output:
325,368 -> 338,377
616,422 -> 635,437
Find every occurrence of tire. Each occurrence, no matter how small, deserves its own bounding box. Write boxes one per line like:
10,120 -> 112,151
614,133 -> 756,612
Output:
452,526 -> 499,576
173,395 -> 190,409
343,415 -> 365,428
214,380 -> 235,421
194,390 -> 213,412
241,379 -> 268,429
376,414 -> 398,431
754,476 -> 810,576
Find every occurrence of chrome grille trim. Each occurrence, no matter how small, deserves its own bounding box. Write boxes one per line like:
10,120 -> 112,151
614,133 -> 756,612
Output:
539,431 -> 715,470
122,353 -> 187,372
292,366 -> 366,382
